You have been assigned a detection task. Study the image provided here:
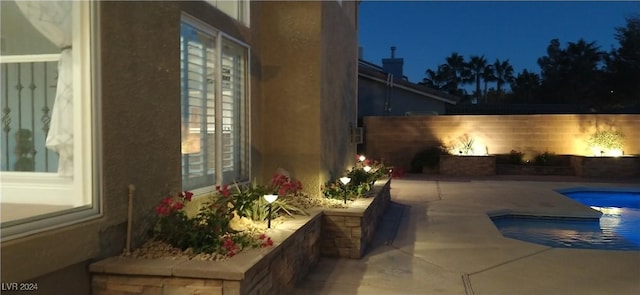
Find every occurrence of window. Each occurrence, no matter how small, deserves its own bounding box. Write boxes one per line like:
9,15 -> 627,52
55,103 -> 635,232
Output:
0,1 -> 98,239
180,15 -> 249,193
205,0 -> 250,27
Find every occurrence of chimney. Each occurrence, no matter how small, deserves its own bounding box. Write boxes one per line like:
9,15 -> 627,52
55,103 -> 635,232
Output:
382,46 -> 404,78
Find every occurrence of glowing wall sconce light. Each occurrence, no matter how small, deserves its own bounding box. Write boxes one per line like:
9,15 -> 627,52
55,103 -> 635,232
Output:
263,194 -> 278,228
339,176 -> 351,204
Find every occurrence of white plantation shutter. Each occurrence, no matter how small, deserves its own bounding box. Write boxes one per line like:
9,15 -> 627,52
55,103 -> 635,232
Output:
180,17 -> 249,191
180,23 -> 217,190
220,40 -> 247,183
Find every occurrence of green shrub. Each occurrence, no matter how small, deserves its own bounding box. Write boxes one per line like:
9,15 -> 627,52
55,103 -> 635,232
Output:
504,150 -> 524,165
587,129 -> 624,154
322,155 -> 389,201
533,151 -> 560,166
411,145 -> 448,172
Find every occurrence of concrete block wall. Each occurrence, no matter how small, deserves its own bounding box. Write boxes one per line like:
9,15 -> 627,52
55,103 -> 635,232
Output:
363,114 -> 640,171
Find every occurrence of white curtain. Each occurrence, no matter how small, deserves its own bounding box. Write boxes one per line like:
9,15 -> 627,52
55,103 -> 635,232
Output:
15,1 -> 74,176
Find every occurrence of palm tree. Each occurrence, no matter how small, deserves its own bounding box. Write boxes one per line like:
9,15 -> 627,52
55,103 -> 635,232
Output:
481,64 -> 496,103
442,52 -> 467,96
493,59 -> 515,95
467,55 -> 488,103
421,68 -> 445,89
511,69 -> 541,103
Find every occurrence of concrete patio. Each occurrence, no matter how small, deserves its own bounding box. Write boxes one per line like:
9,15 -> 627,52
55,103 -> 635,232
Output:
293,175 -> 640,295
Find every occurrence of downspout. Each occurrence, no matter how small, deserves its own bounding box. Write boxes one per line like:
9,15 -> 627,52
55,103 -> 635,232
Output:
384,73 -> 393,114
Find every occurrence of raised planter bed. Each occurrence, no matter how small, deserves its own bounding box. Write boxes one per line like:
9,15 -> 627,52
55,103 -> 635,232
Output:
320,177 -> 391,259
571,155 -> 640,178
496,164 -> 574,176
90,177 -> 392,295
439,155 -> 496,176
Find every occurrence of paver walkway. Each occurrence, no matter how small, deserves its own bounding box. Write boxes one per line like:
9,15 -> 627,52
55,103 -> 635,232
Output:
293,175 -> 640,295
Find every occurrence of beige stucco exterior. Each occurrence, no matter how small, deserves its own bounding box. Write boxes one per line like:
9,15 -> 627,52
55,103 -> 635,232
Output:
1,1 -> 359,292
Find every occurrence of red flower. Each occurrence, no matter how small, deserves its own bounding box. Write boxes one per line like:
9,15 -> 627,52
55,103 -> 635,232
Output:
180,191 -> 193,201
172,202 -> 184,211
223,238 -> 235,250
155,204 -> 170,216
162,197 -> 173,205
261,237 -> 274,247
216,185 -> 230,197
258,233 -> 266,240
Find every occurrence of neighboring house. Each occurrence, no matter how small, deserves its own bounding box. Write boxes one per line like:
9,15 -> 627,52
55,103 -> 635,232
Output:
0,0 -> 359,292
358,47 -> 457,121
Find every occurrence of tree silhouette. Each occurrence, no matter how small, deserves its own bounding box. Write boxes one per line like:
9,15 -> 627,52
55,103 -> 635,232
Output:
605,15 -> 640,108
466,55 -> 488,103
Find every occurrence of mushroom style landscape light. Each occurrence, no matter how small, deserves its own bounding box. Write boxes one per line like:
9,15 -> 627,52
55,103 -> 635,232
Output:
263,194 -> 278,228
363,165 -> 372,173
358,155 -> 366,162
339,177 -> 351,204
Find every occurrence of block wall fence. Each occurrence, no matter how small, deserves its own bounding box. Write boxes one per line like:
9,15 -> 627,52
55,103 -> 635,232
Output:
363,114 -> 640,171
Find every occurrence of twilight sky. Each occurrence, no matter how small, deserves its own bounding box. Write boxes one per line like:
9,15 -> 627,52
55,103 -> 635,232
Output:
358,1 -> 640,84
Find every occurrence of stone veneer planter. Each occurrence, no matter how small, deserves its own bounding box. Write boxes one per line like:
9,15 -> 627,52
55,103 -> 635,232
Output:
496,164 -> 574,176
90,177 -> 391,295
571,155 -> 640,178
439,155 -> 496,176
320,177 -> 391,259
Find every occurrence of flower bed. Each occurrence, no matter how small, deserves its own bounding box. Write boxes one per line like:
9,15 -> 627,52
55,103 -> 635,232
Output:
90,210 -> 323,295
90,178 -> 392,295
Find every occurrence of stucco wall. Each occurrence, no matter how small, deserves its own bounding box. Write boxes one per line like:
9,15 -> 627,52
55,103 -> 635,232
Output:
254,1 -> 358,192
363,114 -> 640,171
320,0 -> 359,182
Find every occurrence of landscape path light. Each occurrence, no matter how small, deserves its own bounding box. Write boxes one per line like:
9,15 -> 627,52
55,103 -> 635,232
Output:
359,155 -> 366,162
339,176 -> 351,204
363,165 -> 372,173
263,194 -> 278,228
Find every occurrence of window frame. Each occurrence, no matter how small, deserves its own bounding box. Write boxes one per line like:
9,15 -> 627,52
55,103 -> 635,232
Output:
180,13 -> 251,195
0,1 -> 101,240
204,0 -> 250,27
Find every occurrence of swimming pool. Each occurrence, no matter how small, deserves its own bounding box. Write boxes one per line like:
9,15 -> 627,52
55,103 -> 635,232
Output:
491,188 -> 640,250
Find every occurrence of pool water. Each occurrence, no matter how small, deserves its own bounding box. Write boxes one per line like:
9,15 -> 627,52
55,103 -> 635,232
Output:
491,189 -> 640,250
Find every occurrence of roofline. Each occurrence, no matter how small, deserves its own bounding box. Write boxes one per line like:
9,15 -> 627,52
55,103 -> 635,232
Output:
358,72 -> 457,105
